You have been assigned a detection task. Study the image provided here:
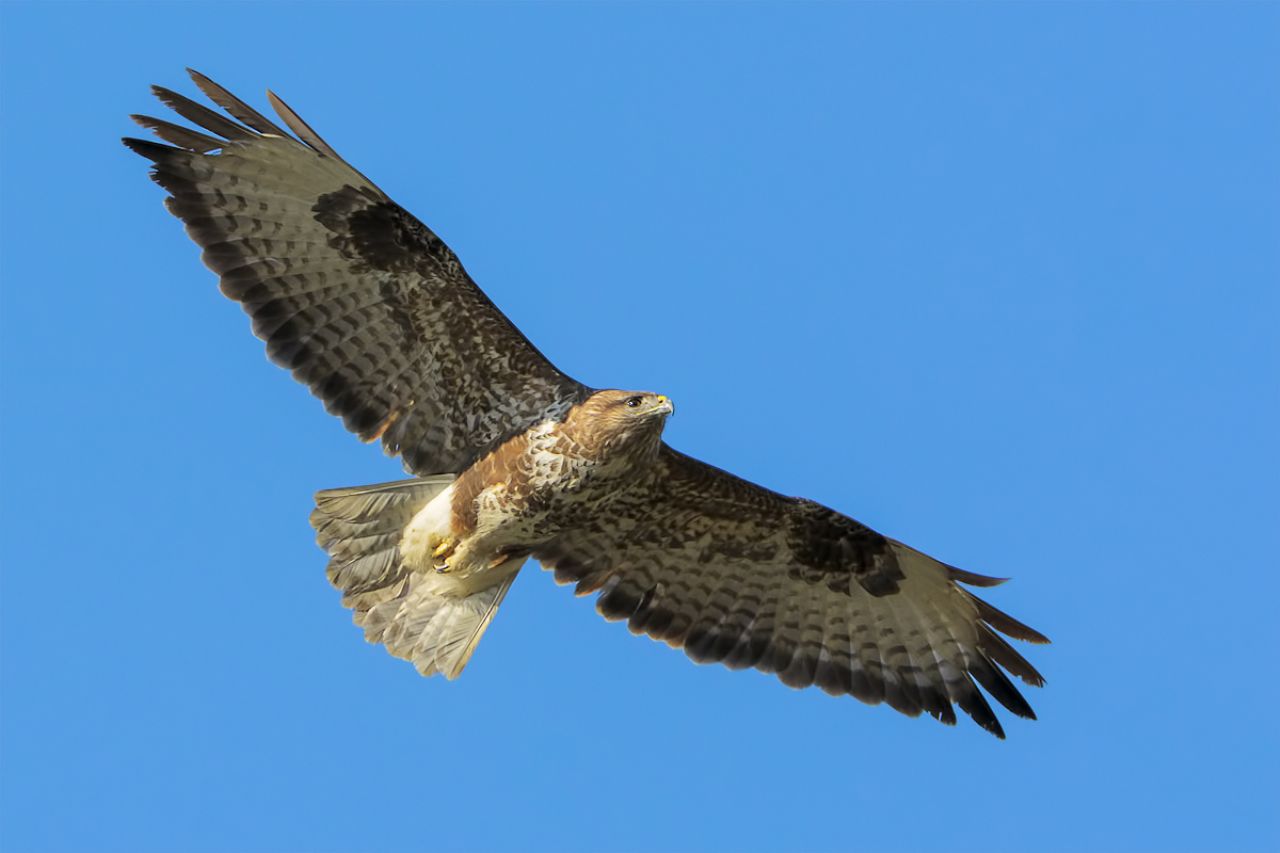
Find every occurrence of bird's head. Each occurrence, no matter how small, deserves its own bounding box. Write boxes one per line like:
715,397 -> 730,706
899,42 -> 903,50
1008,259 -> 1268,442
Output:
568,389 -> 675,459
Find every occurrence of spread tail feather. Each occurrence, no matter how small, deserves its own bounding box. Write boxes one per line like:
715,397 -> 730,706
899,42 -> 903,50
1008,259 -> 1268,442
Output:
362,560 -> 522,678
311,476 -> 523,678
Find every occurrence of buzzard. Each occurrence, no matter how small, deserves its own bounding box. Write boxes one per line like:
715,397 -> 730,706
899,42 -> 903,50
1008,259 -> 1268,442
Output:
125,70 -> 1048,738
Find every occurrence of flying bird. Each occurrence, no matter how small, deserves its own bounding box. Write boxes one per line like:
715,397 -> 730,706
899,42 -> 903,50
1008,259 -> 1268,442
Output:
125,70 -> 1048,738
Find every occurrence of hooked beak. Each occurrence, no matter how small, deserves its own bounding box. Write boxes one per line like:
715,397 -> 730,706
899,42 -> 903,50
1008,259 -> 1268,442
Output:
655,394 -> 675,416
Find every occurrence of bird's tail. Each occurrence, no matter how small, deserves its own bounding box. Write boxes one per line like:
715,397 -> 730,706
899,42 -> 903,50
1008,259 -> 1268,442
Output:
310,476 -> 522,679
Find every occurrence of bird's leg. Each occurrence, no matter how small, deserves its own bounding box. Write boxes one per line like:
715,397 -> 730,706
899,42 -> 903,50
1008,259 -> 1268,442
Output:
431,536 -> 458,573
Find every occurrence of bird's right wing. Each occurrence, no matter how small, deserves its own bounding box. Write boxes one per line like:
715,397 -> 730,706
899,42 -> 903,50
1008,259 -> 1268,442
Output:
535,446 -> 1048,738
125,70 -> 589,475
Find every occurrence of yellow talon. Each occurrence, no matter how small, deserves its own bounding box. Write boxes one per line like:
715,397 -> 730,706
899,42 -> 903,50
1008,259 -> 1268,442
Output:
432,539 -> 453,558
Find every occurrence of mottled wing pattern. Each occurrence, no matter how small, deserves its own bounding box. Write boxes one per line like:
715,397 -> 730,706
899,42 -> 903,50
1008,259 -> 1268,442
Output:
536,447 -> 1048,738
124,70 -> 588,475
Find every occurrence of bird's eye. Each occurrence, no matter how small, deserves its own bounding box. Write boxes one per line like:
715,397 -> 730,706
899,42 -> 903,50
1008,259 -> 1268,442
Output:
625,396 -> 643,408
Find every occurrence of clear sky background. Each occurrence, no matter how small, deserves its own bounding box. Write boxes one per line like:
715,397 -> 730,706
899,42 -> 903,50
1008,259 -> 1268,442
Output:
2,3 -> 1277,852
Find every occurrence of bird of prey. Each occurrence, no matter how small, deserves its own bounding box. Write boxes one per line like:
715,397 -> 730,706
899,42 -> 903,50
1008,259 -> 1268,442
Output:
125,70 -> 1048,738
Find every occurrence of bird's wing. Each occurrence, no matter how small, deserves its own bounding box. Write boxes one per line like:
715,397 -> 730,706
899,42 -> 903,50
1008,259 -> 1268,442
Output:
125,70 -> 589,475
535,446 -> 1048,738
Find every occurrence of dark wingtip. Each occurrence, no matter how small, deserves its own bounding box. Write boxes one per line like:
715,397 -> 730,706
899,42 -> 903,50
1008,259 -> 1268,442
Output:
185,68 -> 220,95
970,591 -> 1052,645
975,705 -> 1007,739
130,114 -> 225,153
266,87 -> 344,159
187,68 -> 289,137
122,136 -> 171,161
147,83 -> 254,141
979,623 -> 1047,687
969,708 -> 1007,739
971,657 -> 1038,720
953,673 -> 1007,738
948,565 -> 1010,587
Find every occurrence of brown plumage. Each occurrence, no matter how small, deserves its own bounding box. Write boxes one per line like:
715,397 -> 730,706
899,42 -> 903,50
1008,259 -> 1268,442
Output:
126,70 -> 1049,737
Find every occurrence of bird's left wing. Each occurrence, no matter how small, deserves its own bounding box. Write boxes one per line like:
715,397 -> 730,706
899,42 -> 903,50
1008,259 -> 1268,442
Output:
125,70 -> 589,476
534,447 -> 1048,738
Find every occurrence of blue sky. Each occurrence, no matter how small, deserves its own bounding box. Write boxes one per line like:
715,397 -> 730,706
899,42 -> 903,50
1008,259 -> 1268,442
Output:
2,2 -> 1277,851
